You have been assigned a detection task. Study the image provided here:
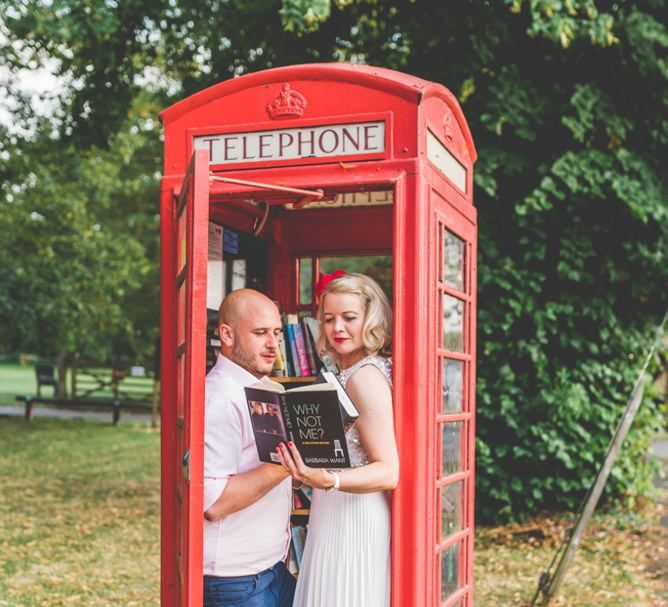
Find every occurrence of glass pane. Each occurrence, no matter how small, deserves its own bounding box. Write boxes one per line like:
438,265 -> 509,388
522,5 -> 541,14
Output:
299,257 -> 313,305
440,541 -> 462,603
441,481 -> 464,540
319,255 -> 392,301
443,230 -> 465,291
178,209 -> 187,274
442,359 -> 463,413
177,355 -> 185,417
443,295 -> 464,352
442,422 -> 463,477
177,283 -> 186,348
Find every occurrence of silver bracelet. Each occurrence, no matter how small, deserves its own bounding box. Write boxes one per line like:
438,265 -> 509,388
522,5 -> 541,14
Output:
326,470 -> 340,492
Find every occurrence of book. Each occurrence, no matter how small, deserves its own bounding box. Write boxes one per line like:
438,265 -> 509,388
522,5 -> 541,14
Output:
288,544 -> 299,576
230,258 -> 247,291
293,487 -> 312,510
285,323 -> 302,377
314,370 -> 359,428
244,376 -> 357,468
271,330 -> 287,377
300,316 -> 320,375
276,324 -> 293,376
207,222 -> 225,310
291,525 -> 307,566
206,308 -> 221,373
303,316 -> 338,373
293,323 -> 312,377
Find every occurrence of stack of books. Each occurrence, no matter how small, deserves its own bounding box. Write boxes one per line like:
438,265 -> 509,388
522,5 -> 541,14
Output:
273,314 -> 335,378
288,486 -> 313,576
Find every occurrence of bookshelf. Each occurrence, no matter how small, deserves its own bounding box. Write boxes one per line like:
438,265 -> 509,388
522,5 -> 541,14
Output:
274,376 -> 315,384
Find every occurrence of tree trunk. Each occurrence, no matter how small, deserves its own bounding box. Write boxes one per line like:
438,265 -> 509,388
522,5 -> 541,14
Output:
57,352 -> 68,399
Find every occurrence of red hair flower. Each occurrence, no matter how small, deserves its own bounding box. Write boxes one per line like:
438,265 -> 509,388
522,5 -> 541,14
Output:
316,270 -> 346,298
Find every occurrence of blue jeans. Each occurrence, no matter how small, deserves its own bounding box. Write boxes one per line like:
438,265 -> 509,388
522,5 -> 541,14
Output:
203,561 -> 296,607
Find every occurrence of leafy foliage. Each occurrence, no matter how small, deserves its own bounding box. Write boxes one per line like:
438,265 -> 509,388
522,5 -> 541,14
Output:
0,0 -> 666,520
0,94 -> 161,360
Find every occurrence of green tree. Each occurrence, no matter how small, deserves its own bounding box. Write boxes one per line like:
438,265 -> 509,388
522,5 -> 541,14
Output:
0,3 -> 165,363
0,104 -> 161,361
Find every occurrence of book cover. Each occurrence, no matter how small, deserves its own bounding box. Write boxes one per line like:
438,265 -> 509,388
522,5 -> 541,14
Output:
292,323 -> 312,377
230,258 -> 247,291
277,328 -> 293,376
207,222 -> 225,310
293,487 -> 312,510
303,316 -> 338,373
288,544 -> 299,576
271,330 -> 287,377
206,308 -> 221,373
285,324 -> 302,377
244,377 -> 353,468
300,316 -> 319,375
291,525 -> 307,566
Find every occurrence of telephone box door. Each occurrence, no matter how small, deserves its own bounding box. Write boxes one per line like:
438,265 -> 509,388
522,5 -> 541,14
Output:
172,149 -> 209,607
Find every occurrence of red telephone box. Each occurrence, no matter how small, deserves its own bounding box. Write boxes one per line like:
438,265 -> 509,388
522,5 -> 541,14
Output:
160,63 -> 477,607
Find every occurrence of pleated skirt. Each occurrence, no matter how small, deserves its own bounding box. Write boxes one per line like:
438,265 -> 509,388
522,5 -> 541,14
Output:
292,488 -> 391,607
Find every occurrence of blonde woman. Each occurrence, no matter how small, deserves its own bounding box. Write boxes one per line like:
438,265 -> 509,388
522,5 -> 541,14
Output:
278,271 -> 398,607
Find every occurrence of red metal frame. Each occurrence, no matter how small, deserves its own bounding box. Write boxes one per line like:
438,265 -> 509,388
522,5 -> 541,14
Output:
161,150 -> 209,607
432,202 -> 477,607
160,63 -> 477,607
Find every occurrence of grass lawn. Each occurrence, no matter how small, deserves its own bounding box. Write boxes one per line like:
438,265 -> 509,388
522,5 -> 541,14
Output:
0,416 -> 664,606
0,417 -> 160,607
0,364 -> 38,404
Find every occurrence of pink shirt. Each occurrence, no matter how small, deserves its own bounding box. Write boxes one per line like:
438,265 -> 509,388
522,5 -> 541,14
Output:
203,355 -> 292,576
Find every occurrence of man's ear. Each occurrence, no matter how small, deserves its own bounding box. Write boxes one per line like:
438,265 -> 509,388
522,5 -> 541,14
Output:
219,323 -> 235,348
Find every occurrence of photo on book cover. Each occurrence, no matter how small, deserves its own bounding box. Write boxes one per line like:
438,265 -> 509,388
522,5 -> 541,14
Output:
248,400 -> 287,437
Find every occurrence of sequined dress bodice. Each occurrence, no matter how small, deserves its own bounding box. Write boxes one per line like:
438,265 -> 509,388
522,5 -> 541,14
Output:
338,356 -> 393,468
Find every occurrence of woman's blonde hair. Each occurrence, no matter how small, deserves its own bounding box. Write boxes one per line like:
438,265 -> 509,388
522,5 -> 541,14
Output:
316,272 -> 393,363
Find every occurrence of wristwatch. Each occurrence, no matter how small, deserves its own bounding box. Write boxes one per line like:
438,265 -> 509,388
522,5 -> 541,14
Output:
326,470 -> 341,492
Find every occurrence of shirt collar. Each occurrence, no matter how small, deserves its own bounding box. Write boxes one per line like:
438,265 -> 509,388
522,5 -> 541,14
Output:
214,353 -> 262,387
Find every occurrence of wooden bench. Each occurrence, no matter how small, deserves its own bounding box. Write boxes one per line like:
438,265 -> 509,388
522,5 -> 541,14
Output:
16,395 -> 154,425
71,362 -> 155,404
35,363 -> 59,397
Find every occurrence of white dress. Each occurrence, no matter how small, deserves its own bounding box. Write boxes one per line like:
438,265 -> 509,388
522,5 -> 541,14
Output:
292,356 -> 393,607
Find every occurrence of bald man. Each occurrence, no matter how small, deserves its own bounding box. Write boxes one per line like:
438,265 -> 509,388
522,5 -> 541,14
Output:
203,289 -> 295,607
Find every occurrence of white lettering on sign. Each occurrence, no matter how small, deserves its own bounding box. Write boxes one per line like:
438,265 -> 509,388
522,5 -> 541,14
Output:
427,130 -> 467,193
194,121 -> 385,165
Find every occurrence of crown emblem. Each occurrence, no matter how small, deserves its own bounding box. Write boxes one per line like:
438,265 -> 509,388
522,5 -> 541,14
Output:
443,114 -> 453,142
266,84 -> 307,119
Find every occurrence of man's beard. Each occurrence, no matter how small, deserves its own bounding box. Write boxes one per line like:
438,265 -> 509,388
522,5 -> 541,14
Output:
232,342 -> 272,376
